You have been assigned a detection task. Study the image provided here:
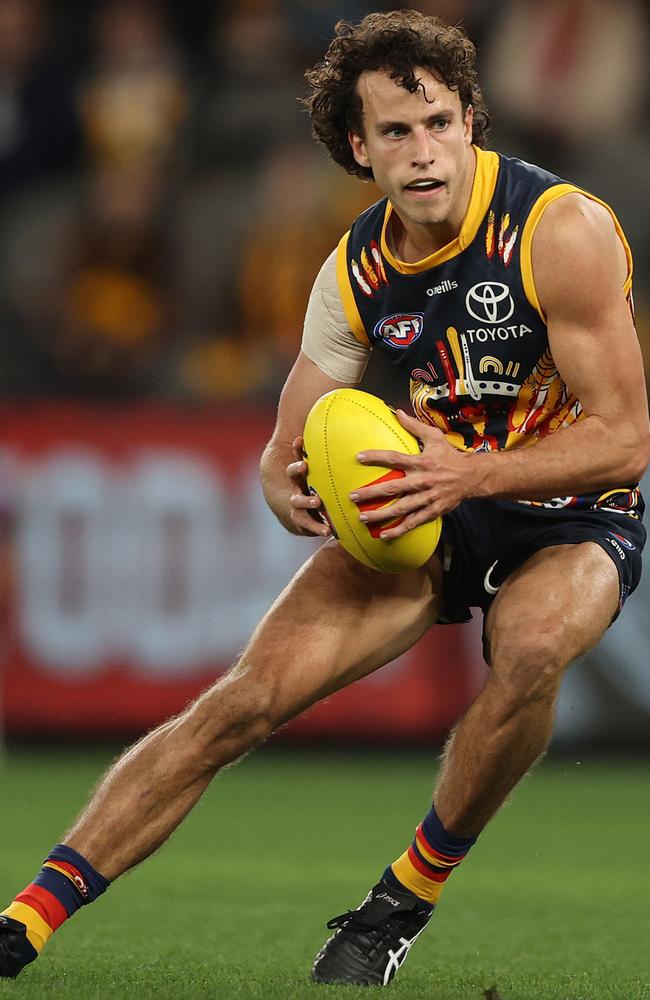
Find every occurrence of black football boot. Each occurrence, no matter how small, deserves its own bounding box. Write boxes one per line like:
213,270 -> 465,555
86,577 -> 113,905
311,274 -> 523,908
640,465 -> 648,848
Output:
0,915 -> 38,978
311,879 -> 433,986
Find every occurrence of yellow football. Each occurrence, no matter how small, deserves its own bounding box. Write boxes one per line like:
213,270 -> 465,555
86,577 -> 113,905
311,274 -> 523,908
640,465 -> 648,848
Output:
303,388 -> 441,573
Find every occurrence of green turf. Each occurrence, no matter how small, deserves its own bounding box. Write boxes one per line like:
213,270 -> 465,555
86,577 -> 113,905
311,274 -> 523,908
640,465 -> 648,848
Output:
0,748 -> 648,999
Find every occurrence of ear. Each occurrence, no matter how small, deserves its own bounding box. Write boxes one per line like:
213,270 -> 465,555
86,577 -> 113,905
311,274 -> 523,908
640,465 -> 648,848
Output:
463,104 -> 474,145
348,130 -> 371,170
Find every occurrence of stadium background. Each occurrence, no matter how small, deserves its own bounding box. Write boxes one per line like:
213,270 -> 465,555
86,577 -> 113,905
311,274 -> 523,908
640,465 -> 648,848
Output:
0,3 -> 649,998
1,0 -> 649,747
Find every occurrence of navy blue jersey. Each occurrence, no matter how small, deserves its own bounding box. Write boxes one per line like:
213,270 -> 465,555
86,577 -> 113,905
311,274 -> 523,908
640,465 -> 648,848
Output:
336,147 -> 640,517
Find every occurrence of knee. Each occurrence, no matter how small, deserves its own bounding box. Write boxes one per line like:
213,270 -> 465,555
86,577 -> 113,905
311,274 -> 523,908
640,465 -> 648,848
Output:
488,625 -> 568,715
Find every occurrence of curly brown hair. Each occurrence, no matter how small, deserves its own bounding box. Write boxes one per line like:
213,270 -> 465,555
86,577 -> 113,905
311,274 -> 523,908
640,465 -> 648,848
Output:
302,9 -> 490,180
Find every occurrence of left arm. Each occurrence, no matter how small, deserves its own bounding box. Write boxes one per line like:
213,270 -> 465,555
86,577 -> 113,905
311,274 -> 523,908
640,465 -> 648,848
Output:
352,194 -> 650,538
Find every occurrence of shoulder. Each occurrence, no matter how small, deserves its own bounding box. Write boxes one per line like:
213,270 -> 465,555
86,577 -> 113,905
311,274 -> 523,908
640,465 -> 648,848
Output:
312,248 -> 339,297
307,249 -> 350,332
532,193 -> 628,317
534,192 -> 622,256
499,152 -> 562,192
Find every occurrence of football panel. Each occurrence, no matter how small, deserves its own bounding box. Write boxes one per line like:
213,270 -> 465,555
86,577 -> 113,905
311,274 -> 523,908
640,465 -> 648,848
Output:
303,390 -> 441,573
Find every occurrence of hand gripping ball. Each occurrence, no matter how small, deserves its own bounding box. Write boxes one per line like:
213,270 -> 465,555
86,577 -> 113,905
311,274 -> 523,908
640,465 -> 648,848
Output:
303,388 -> 442,573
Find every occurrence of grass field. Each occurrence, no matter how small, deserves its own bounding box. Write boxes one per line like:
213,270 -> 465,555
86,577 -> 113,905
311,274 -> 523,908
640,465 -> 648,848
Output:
0,747 -> 648,1000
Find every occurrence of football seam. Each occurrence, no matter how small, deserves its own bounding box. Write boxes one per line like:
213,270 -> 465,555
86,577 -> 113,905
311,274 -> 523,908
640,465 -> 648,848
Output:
338,397 -> 418,454
323,395 -> 417,571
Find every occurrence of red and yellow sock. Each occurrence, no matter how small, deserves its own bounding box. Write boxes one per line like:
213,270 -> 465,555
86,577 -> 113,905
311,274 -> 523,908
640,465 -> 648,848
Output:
385,804 -> 477,906
1,845 -> 110,966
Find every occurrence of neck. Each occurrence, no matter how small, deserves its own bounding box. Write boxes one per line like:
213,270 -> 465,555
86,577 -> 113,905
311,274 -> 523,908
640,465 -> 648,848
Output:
390,146 -> 477,262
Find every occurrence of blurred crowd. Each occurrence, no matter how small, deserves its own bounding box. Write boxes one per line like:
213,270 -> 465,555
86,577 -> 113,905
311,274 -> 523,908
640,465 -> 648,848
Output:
0,0 -> 648,403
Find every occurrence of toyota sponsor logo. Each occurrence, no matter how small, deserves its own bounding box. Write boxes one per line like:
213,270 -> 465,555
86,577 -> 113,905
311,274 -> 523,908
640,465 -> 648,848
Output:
465,282 -> 514,324
374,312 -> 424,349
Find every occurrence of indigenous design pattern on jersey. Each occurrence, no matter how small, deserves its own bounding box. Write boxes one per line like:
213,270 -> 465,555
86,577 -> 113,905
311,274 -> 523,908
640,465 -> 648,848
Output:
336,148 -> 640,516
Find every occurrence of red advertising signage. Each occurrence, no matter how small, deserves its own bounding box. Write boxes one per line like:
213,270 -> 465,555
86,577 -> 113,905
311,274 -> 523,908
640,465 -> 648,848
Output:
0,402 -> 484,742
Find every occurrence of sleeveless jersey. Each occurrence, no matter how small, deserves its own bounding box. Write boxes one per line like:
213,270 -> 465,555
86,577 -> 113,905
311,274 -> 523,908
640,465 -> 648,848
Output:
336,147 -> 641,517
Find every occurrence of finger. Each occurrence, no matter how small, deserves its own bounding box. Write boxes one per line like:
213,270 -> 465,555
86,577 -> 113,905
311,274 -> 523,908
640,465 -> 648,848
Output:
350,474 -> 424,505
287,459 -> 307,480
378,506 -> 440,540
356,448 -> 418,470
395,409 -> 442,443
358,491 -> 427,523
291,491 -> 322,510
290,508 -> 331,536
394,408 -> 426,430
292,435 -> 304,452
395,408 -> 423,430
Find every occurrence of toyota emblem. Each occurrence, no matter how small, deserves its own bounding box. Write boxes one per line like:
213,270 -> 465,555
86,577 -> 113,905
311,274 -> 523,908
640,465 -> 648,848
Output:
465,282 -> 515,324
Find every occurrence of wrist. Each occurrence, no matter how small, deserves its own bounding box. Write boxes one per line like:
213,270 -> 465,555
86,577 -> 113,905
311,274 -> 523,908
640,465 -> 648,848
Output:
466,450 -> 495,499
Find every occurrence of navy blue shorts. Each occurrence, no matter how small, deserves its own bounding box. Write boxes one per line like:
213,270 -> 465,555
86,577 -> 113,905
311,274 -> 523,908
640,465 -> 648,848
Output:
438,497 -> 645,624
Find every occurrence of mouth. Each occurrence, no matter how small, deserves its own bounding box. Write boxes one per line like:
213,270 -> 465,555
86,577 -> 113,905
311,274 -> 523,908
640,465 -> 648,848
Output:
404,178 -> 444,191
403,179 -> 445,199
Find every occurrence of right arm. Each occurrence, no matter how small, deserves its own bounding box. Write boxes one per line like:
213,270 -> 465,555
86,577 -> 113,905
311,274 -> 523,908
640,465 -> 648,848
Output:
261,248 -> 371,535
259,351 -> 355,535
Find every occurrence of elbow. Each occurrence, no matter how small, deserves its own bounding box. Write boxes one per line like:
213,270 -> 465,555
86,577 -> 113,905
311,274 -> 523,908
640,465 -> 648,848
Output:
259,429 -> 282,476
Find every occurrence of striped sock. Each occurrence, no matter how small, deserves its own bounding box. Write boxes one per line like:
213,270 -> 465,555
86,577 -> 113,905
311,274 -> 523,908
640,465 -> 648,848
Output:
385,805 -> 477,906
1,845 -> 110,966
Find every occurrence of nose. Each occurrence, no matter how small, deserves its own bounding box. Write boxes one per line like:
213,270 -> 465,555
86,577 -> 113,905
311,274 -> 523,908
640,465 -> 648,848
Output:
410,126 -> 434,166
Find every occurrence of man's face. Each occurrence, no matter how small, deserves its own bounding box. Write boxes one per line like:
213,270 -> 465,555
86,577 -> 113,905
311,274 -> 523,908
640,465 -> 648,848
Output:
349,69 -> 474,234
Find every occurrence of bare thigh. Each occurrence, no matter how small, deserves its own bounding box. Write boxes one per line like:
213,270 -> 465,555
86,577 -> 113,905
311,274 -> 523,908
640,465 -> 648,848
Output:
484,541 -> 621,675
232,538 -> 443,729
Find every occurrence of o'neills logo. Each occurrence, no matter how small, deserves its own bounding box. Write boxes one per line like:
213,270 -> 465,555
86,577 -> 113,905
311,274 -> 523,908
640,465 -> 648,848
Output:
426,279 -> 458,297
374,312 -> 423,349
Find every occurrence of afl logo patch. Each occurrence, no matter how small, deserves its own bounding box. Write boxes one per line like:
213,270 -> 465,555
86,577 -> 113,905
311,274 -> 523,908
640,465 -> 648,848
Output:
374,313 -> 423,349
466,282 -> 514,324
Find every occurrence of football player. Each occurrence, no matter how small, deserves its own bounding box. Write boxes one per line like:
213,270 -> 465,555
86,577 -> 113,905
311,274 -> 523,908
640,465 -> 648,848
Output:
2,9 -> 648,987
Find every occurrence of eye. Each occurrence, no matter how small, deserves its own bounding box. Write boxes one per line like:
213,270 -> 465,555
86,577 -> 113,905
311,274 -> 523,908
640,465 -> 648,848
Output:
431,118 -> 450,131
383,126 -> 407,138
